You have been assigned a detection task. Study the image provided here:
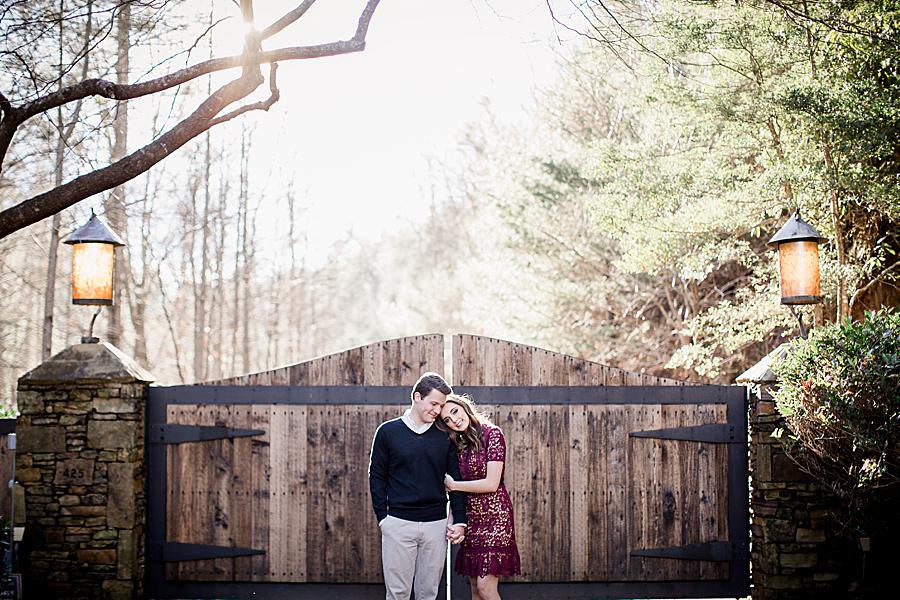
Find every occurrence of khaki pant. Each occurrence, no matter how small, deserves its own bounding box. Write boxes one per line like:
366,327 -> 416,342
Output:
380,515 -> 447,600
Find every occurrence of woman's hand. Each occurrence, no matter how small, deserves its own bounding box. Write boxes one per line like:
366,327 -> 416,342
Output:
444,474 -> 456,492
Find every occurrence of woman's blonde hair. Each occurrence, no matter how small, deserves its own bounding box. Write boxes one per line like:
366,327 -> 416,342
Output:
436,393 -> 492,452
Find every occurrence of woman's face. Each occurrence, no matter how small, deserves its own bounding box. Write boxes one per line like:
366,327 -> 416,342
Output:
440,402 -> 470,432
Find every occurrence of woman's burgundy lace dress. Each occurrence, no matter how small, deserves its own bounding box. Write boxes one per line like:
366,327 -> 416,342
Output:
455,424 -> 521,577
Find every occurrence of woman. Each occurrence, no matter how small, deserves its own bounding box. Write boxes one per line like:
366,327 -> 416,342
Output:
438,394 -> 520,600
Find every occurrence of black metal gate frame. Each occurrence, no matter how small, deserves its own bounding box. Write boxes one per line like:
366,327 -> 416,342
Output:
146,384 -> 748,600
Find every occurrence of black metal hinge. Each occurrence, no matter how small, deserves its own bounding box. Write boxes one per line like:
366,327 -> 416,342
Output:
629,423 -> 736,443
631,541 -> 732,562
148,541 -> 266,562
147,424 -> 265,444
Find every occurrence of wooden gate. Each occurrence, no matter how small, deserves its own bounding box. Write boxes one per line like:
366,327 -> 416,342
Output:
145,334 -> 748,599
450,335 -> 748,598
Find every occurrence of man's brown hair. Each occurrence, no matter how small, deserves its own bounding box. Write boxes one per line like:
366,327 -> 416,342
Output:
411,372 -> 452,402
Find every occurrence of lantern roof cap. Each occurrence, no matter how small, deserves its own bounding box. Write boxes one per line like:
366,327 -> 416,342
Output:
63,210 -> 125,246
767,211 -> 826,248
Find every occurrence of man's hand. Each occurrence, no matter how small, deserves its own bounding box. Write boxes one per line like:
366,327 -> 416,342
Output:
447,524 -> 465,545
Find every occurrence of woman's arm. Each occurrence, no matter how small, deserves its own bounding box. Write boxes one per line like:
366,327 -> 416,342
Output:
445,461 -> 503,493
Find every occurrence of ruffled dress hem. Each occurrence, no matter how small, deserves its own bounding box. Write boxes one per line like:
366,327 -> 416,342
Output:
455,547 -> 522,578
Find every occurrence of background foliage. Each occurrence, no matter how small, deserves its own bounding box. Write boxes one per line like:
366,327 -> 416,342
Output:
773,308 -> 900,515
456,0 -> 900,382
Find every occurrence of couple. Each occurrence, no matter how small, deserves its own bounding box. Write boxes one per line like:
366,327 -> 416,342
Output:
368,372 -> 520,600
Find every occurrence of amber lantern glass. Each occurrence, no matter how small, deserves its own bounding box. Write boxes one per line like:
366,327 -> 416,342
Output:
72,242 -> 116,305
777,240 -> 821,304
767,211 -> 825,306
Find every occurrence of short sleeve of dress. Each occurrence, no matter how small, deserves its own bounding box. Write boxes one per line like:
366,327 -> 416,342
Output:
486,426 -> 506,462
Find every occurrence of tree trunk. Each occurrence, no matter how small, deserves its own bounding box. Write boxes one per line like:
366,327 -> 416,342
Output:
129,172 -> 152,366
822,140 -> 849,321
287,185 -> 300,357
230,130 -> 247,377
42,0 -> 69,360
42,0 -> 95,357
104,2 -> 131,346
42,107 -> 64,359
802,1 -> 848,322
213,165 -> 228,379
191,132 -> 212,381
240,127 -> 252,375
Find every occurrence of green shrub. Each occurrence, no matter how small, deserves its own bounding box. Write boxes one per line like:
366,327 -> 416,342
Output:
773,308 -> 900,506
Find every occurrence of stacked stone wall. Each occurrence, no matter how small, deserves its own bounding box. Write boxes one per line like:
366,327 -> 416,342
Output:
15,343 -> 151,600
749,383 -> 859,598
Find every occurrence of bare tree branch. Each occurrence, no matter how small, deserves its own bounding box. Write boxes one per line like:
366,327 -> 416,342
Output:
260,0 -> 318,40
762,0 -> 900,47
0,40 -> 361,169
0,0 -> 383,239
208,62 -> 279,127
3,39 -> 362,147
353,0 -> 381,41
0,65 -> 263,239
849,260 -> 900,310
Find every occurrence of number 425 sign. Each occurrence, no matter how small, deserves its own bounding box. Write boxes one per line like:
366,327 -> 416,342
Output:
54,459 -> 94,485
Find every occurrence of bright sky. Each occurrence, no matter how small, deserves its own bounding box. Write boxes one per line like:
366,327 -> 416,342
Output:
204,0 -> 567,268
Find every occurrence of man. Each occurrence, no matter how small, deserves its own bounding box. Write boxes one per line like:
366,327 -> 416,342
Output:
369,372 -> 467,600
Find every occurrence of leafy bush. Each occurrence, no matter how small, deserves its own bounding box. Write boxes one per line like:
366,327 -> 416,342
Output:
773,308 -> 900,507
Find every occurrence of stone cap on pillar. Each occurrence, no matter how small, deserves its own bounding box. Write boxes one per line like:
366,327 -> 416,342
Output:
18,342 -> 155,384
735,343 -> 791,384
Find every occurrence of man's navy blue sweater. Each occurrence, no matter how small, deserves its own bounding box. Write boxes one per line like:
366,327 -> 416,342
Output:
368,417 -> 467,524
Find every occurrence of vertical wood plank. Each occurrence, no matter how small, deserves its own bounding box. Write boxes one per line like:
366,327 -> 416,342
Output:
344,404 -> 372,581
250,405 -> 270,581
268,405 -> 308,581
682,406 -> 701,581
606,404 -> 629,580
587,405 -> 610,581
512,404 -> 534,581
363,340 -> 382,385
305,406 -> 327,581
568,404 -> 588,580
166,405 -> 185,580
230,404 -> 253,580
323,404 -> 348,580
548,405 -> 570,580
625,404 -> 642,579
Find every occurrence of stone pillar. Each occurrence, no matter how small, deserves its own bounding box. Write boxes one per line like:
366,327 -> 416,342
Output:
16,342 -> 154,600
738,347 -> 855,599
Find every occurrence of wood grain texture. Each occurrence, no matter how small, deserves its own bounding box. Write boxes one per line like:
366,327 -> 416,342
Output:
166,335 -> 443,583
162,334 -> 737,587
452,334 -> 689,387
449,334 -> 733,584
198,334 -> 444,386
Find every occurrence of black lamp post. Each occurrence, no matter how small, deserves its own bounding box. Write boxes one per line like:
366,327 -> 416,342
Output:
767,210 -> 826,337
62,210 -> 125,343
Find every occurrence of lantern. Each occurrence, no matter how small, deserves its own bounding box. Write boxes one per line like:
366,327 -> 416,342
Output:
63,210 -> 125,306
62,211 -> 125,344
767,211 -> 826,305
62,210 -> 125,305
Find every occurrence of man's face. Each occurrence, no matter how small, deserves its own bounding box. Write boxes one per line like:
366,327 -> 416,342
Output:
413,388 -> 447,423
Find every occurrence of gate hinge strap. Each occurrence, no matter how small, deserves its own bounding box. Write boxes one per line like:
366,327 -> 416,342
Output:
629,423 -> 735,443
148,541 -> 266,562
631,541 -> 734,562
147,424 -> 265,444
